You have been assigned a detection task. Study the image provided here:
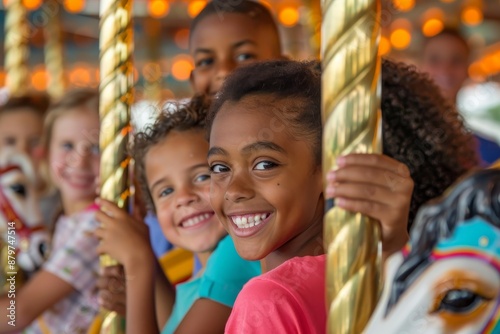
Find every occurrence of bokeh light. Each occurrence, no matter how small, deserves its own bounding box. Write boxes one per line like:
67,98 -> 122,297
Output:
392,0 -> 415,12
69,65 -> 91,87
422,18 -> 444,37
379,36 -> 391,56
148,0 -> 170,18
64,0 -> 85,13
390,29 -> 411,49
279,6 -> 299,27
31,67 -> 48,91
462,6 -> 483,26
22,0 -> 42,10
171,55 -> 193,81
188,0 -> 207,18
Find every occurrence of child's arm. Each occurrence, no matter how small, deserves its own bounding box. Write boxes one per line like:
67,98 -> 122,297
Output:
0,270 -> 74,332
95,199 -> 163,334
325,153 -> 414,260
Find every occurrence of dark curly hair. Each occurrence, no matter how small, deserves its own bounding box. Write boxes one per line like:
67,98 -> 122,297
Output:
381,59 -> 479,228
131,95 -> 210,211
207,60 -> 322,165
207,59 -> 479,229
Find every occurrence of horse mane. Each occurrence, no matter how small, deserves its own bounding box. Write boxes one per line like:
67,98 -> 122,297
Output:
385,168 -> 500,315
0,149 -> 37,185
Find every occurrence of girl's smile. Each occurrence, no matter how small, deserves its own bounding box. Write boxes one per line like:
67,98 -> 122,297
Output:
228,212 -> 273,237
208,95 -> 324,263
146,129 -> 226,254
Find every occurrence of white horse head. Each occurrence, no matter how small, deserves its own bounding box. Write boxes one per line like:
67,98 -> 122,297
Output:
365,168 -> 500,334
0,148 -> 49,272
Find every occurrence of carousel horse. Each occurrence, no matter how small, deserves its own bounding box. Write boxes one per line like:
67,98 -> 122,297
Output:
0,148 -> 49,287
365,167 -> 500,333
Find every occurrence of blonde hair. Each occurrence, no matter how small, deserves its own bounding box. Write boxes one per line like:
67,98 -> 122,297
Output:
42,89 -> 99,154
41,89 -> 99,193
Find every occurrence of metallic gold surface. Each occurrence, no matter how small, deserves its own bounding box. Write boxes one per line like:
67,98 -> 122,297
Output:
44,4 -> 66,99
321,0 -> 383,333
95,1 -> 134,333
303,0 -> 321,58
4,0 -> 29,96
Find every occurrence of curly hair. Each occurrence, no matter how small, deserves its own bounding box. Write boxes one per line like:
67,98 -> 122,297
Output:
381,59 -> 479,228
207,60 -> 322,165
207,58 -> 479,229
131,95 -> 210,211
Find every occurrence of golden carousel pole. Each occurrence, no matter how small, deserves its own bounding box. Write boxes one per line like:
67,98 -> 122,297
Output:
43,2 -> 66,99
4,0 -> 29,96
321,0 -> 383,333
89,0 -> 134,333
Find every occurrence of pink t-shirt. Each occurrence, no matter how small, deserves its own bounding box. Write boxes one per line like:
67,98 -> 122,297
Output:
225,254 -> 326,334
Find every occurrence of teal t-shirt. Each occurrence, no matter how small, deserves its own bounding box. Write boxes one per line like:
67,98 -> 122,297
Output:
162,235 -> 261,333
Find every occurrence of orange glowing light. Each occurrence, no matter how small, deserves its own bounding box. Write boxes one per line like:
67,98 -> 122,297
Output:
148,0 -> 169,18
69,67 -> 91,86
422,18 -> 444,37
468,62 -> 484,80
462,6 -> 483,26
392,0 -> 415,12
0,71 -> 5,86
379,36 -> 391,56
171,56 -> 193,81
390,29 -> 411,50
22,0 -> 42,10
188,0 -> 207,18
64,0 -> 85,13
31,68 -> 48,91
174,29 -> 190,49
279,7 -> 299,27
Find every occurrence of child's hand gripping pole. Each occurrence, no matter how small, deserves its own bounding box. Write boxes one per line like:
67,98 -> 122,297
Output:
321,0 -> 383,333
88,1 -> 134,333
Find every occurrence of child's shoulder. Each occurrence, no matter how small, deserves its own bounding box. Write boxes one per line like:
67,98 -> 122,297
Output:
261,254 -> 326,288
227,255 -> 327,333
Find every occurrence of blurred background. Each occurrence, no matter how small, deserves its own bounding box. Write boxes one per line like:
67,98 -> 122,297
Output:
0,0 -> 499,140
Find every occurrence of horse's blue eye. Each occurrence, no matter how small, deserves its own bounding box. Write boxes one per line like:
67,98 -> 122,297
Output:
10,184 -> 26,197
437,289 -> 487,313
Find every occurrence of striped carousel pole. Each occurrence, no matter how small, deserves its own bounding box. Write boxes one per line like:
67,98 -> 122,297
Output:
91,0 -> 134,333
43,2 -> 65,99
4,0 -> 29,96
321,0 -> 383,333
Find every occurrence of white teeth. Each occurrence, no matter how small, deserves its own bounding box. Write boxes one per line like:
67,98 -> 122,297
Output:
182,213 -> 211,227
231,213 -> 269,229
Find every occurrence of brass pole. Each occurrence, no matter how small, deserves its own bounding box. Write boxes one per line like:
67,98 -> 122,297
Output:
321,1 -> 383,333
43,2 -> 65,99
4,0 -> 29,96
94,0 -> 134,333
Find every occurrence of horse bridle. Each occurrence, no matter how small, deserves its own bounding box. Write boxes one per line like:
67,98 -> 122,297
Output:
0,165 -> 45,251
